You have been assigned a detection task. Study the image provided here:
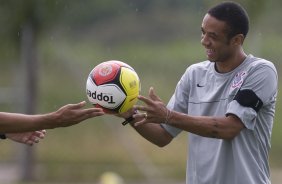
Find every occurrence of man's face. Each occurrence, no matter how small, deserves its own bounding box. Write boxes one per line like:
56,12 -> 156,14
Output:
201,14 -> 234,63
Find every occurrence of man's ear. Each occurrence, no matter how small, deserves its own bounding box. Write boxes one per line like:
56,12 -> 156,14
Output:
231,34 -> 245,46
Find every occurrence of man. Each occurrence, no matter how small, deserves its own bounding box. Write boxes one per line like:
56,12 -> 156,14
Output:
1,101 -> 104,145
121,2 -> 277,184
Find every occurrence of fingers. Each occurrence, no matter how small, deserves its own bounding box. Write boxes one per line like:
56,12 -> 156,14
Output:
28,130 -> 46,145
68,108 -> 105,124
149,87 -> 162,101
134,118 -> 147,126
131,112 -> 148,126
138,95 -> 154,106
83,107 -> 104,114
133,104 -> 148,112
34,130 -> 46,139
65,102 -> 105,117
26,140 -> 35,146
67,101 -> 87,110
17,131 -> 46,146
132,87 -> 168,126
81,108 -> 105,118
59,102 -> 105,122
137,86 -> 162,107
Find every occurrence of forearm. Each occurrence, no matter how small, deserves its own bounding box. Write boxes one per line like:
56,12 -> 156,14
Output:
167,111 -> 244,140
0,112 -> 52,133
130,118 -> 173,147
0,101 -> 104,134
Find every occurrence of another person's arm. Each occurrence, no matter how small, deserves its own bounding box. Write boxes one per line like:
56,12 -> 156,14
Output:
0,101 -> 104,133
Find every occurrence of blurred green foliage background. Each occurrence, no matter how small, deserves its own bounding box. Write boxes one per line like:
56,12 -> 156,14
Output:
0,0 -> 281,183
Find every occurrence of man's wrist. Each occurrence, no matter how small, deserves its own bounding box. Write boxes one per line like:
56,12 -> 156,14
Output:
121,110 -> 138,126
122,116 -> 134,126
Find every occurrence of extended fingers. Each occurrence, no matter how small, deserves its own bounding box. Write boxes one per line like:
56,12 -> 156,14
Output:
138,95 -> 155,106
71,108 -> 105,123
138,87 -> 164,108
70,102 -> 105,117
82,108 -> 105,117
68,101 -> 87,109
149,87 -> 162,101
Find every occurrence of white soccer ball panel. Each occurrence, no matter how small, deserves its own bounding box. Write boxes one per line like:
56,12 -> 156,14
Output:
97,84 -> 126,109
86,77 -> 126,109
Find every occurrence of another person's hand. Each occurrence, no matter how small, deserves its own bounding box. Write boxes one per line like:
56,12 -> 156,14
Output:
6,130 -> 46,146
47,101 -> 105,128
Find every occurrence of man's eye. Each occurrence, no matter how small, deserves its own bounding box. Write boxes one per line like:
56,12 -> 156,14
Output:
210,35 -> 217,40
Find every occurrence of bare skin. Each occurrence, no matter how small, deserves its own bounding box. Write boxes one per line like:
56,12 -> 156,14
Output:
0,101 -> 104,145
5,131 -> 46,146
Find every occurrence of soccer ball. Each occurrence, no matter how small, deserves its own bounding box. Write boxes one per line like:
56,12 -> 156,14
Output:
86,60 -> 140,114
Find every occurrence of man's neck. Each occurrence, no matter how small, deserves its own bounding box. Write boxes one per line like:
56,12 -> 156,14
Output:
215,51 -> 247,73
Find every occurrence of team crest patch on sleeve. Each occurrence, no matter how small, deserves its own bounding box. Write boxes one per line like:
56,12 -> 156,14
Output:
231,71 -> 247,89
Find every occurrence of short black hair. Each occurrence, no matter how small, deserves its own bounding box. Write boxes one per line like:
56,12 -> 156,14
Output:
208,1 -> 249,39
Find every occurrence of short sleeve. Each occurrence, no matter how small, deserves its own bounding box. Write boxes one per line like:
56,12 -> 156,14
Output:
226,61 -> 278,130
161,68 -> 191,137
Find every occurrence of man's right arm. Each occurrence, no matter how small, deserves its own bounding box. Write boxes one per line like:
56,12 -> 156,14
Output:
128,117 -> 173,147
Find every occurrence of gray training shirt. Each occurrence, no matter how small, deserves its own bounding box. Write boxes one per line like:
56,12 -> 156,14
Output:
162,55 -> 278,184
